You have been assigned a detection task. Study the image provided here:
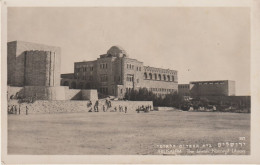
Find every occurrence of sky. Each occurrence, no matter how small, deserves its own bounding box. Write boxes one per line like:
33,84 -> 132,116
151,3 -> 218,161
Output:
7,7 -> 250,95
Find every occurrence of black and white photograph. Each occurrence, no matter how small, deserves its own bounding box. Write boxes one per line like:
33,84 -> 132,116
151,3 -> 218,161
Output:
1,0 -> 260,164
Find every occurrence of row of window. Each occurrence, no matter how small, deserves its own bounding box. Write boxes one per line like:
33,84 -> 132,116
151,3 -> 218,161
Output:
76,74 -> 93,81
126,74 -> 134,82
145,68 -> 176,75
100,63 -> 108,69
126,64 -> 142,71
150,88 -> 175,93
99,87 -> 108,95
144,73 -> 175,82
196,82 -> 225,85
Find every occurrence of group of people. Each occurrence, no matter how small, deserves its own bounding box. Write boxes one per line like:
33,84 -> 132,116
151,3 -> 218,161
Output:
87,100 -> 153,114
112,105 -> 128,113
8,104 -> 29,115
136,105 -> 152,113
87,100 -> 128,113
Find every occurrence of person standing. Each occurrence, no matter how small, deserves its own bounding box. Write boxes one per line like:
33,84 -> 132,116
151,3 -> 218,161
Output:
14,105 -> 17,114
125,106 -> 127,113
11,105 -> 14,114
18,104 -> 21,115
103,105 -> 106,112
95,100 -> 99,112
26,106 -> 28,115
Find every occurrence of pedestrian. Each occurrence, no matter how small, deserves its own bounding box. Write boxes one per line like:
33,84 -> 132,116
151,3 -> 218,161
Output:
11,105 -> 14,114
114,106 -> 117,112
14,105 -> 17,114
26,106 -> 28,115
18,104 -> 21,115
8,105 -> 10,113
88,101 -> 92,112
125,106 -> 127,113
103,105 -> 106,112
95,100 -> 99,112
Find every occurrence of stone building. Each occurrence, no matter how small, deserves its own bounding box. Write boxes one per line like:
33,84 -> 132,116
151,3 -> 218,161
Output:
178,84 -> 194,96
7,41 -> 97,101
61,46 -> 178,98
190,80 -> 235,97
8,41 -> 61,87
178,80 -> 236,98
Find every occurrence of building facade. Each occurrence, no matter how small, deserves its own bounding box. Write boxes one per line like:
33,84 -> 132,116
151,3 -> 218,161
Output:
7,41 -> 61,87
61,46 -> 178,98
7,41 -> 98,101
190,80 -> 236,97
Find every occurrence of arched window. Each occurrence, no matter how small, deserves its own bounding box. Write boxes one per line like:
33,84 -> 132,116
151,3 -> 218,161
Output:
167,75 -> 170,81
144,72 -> 147,79
158,74 -> 161,80
154,74 -> 157,80
172,76 -> 175,82
149,73 -> 152,79
163,75 -> 166,81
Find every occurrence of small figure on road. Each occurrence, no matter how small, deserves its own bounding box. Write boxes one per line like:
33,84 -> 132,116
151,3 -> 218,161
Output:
125,106 -> 127,113
26,106 -> 28,115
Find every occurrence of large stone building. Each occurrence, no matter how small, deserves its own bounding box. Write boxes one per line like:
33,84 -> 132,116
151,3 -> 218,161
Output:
7,41 -> 97,101
8,41 -> 61,87
178,80 -> 236,97
61,46 -> 178,98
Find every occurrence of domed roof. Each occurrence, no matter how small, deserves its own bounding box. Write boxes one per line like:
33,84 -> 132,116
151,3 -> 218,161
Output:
107,45 -> 128,58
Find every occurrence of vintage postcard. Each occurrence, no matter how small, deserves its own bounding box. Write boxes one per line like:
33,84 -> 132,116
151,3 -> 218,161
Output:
1,0 -> 260,164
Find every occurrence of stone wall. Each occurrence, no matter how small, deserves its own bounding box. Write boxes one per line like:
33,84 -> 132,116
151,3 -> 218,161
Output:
8,86 -> 98,101
7,100 -> 153,115
24,86 -> 66,100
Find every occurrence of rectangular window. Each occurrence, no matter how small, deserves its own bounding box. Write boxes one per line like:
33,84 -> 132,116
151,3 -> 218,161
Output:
100,74 -> 108,82
127,74 -> 134,82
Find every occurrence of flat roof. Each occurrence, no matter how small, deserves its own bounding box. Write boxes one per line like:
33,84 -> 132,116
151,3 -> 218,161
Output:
190,80 -> 235,83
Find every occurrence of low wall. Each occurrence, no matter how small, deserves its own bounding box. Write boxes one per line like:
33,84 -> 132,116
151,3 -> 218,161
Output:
7,100 -> 153,115
154,107 -> 176,111
8,86 -> 98,101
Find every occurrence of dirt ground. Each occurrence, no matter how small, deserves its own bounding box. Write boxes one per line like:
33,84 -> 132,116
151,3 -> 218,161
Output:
8,111 -> 250,155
